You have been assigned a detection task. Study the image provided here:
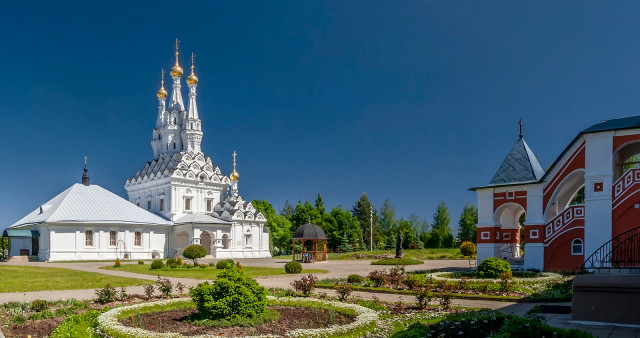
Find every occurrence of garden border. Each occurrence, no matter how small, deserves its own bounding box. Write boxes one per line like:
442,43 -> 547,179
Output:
427,271 -> 562,283
96,296 -> 379,338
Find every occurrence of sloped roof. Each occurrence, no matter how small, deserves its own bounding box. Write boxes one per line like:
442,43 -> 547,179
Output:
9,184 -> 172,228
174,213 -> 231,225
582,115 -> 640,134
489,138 -> 545,185
292,223 -> 327,240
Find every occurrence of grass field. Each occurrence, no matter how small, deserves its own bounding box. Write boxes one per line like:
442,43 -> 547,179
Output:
102,263 -> 328,279
275,248 -> 464,261
0,266 -> 153,293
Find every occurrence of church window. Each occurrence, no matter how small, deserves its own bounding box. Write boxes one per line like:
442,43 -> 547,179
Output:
85,230 -> 93,247
136,202 -> 140,207
206,199 -> 212,212
185,198 -> 192,211
147,200 -> 151,210
244,234 -> 252,247
160,198 -> 164,211
109,231 -> 116,246
173,143 -> 176,149
134,232 -> 142,247
173,118 -> 176,124
572,239 -> 583,255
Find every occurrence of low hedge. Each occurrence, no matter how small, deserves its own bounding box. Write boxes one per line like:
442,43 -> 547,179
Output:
285,261 -> 302,274
371,257 -> 423,265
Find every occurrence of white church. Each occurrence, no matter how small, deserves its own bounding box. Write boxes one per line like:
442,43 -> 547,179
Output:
3,42 -> 271,261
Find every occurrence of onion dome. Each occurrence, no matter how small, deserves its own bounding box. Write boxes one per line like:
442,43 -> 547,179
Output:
230,151 -> 239,181
170,38 -> 183,77
187,52 -> 198,85
157,70 -> 167,99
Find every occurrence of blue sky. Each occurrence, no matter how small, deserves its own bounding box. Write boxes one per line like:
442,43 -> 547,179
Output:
2,1 -> 640,231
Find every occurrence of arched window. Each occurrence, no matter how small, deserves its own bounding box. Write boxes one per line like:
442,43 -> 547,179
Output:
571,238 -> 583,255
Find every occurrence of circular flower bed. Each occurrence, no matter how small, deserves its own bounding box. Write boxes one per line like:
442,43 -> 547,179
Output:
427,271 -> 562,283
96,296 -> 379,338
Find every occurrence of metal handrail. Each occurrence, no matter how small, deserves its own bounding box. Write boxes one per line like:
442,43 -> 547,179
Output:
581,226 -> 640,272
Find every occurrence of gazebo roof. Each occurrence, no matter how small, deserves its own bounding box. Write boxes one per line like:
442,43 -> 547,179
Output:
292,223 -> 327,240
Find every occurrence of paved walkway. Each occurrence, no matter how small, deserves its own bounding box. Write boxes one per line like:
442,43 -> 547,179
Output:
1,258 -> 638,337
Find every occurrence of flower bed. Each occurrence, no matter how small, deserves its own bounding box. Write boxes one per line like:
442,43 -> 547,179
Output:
428,271 -> 562,283
95,296 -> 379,338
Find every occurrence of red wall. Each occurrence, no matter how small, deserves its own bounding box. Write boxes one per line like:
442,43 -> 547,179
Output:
612,190 -> 640,237
543,143 -> 585,210
544,227 -> 584,272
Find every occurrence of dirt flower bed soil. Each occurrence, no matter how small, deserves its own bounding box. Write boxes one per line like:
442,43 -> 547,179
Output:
119,305 -> 354,337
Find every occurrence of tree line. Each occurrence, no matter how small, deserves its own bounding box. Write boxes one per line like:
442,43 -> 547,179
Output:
252,193 -> 478,255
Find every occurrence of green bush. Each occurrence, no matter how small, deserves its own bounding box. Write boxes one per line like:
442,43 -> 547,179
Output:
347,274 -> 364,284
190,266 -> 267,320
176,256 -> 183,265
183,244 -> 207,265
150,259 -> 165,270
138,260 -> 144,265
30,299 -> 48,312
216,259 -> 235,269
50,310 -> 102,338
477,257 -> 511,278
95,284 -> 116,304
284,261 -> 302,274
459,241 -> 476,258
114,258 -> 122,268
166,258 -> 176,266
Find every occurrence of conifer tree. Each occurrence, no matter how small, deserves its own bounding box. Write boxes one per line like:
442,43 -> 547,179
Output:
457,203 -> 478,244
431,202 -> 453,248
352,193 -> 381,250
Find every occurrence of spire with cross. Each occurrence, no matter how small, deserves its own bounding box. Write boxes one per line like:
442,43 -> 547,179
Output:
519,119 -> 523,139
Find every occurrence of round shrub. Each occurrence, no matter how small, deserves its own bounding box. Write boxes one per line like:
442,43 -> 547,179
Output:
137,260 -> 144,265
459,241 -> 477,258
216,259 -> 235,269
347,274 -> 364,284
190,266 -> 267,320
477,257 -> 511,278
183,244 -> 207,265
31,300 -> 48,312
284,261 -> 302,274
113,258 -> 121,268
176,257 -> 183,265
166,258 -> 176,266
150,259 -> 164,270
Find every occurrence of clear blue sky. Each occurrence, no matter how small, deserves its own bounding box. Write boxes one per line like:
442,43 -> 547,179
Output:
2,1 -> 640,232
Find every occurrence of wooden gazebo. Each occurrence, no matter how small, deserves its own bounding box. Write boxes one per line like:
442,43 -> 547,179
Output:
292,223 -> 327,263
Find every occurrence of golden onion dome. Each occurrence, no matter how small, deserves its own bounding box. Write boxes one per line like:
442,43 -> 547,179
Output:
230,169 -> 239,181
157,87 -> 168,99
187,73 -> 198,85
170,65 -> 183,77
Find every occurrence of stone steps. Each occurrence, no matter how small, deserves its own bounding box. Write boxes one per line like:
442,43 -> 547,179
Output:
6,256 -> 38,263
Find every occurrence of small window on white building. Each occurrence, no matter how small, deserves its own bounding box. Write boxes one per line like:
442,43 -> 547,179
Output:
147,200 -> 151,210
110,231 -> 116,246
134,232 -> 142,247
85,230 -> 93,247
185,198 -> 192,211
160,198 -> 164,211
572,239 -> 583,255
245,234 -> 252,247
206,200 -> 213,212
136,202 -> 140,207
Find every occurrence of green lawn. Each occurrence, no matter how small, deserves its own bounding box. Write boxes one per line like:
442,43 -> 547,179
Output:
102,263 -> 327,279
0,266 -> 153,293
274,248 -> 464,261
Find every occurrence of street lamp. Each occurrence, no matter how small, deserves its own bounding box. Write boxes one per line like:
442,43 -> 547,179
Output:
370,206 -> 373,251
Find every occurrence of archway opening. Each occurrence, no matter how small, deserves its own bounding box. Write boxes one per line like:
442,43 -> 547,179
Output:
494,203 -> 525,259
614,142 -> 640,181
544,170 -> 585,222
200,231 -> 212,255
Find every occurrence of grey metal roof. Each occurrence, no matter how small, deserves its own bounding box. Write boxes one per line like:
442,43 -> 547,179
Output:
292,223 -> 327,240
582,115 -> 640,134
174,213 -> 231,225
9,184 -> 173,228
489,138 -> 545,185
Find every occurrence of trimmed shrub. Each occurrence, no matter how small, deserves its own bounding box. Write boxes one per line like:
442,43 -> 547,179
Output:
166,258 -> 176,266
347,274 -> 364,284
216,259 -> 235,269
150,259 -> 164,270
183,244 -> 207,265
31,299 -> 48,312
460,241 -> 477,258
284,261 -> 302,274
199,264 -> 206,269
190,266 -> 268,320
176,257 -> 183,265
114,258 -> 122,268
477,257 -> 511,278
371,257 -> 423,265
137,260 -> 144,265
